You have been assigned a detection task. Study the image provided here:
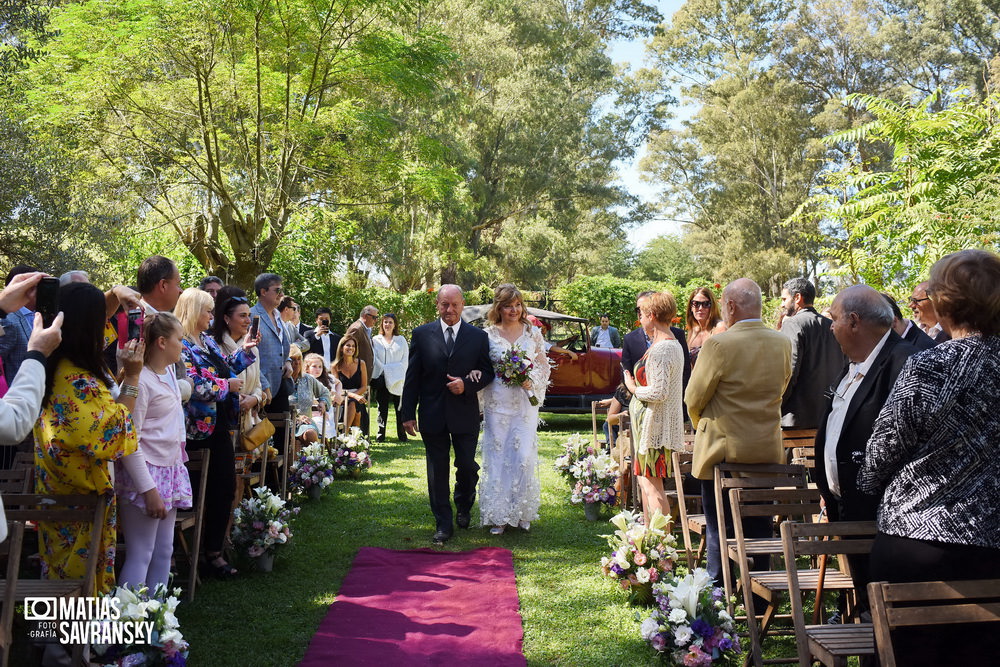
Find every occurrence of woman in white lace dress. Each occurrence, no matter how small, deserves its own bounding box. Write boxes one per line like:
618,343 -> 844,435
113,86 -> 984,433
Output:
479,284 -> 551,535
623,291 -> 685,525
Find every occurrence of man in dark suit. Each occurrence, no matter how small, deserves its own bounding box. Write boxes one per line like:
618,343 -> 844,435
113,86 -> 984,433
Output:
400,285 -> 494,544
881,292 -> 936,351
621,291 -> 691,394
817,286 -> 919,607
305,307 -> 342,367
779,278 -> 845,429
909,280 -> 950,343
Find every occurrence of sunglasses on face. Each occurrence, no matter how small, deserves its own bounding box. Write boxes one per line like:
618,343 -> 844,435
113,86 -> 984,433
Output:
691,300 -> 712,309
908,297 -> 930,306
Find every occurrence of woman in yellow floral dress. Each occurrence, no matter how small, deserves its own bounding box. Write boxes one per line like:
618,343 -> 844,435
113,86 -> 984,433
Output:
33,282 -> 147,596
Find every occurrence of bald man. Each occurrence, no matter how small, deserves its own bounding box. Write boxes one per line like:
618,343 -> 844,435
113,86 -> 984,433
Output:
399,285 -> 495,544
685,278 -> 792,584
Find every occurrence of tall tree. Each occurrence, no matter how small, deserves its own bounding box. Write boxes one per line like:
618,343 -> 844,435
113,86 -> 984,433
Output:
21,0 -> 452,287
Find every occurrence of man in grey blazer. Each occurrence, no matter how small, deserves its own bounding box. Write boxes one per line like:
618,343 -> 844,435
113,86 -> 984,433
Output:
251,273 -> 292,455
779,278 -> 845,429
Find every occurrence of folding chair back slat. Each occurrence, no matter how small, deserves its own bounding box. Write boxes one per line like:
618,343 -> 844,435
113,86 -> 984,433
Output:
671,450 -> 705,568
868,578 -> 1000,667
781,520 -> 877,667
0,521 -> 24,667
0,469 -> 30,494
175,449 -> 211,602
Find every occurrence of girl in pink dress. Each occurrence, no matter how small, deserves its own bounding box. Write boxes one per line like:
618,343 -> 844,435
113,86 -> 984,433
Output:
115,313 -> 193,589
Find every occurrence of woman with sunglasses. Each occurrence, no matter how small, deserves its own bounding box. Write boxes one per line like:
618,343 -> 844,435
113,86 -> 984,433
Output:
685,287 -> 727,368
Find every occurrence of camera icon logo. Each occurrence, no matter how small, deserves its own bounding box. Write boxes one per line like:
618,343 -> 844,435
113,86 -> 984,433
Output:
24,597 -> 58,621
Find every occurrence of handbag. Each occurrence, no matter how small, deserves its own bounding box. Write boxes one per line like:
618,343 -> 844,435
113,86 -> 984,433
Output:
241,417 -> 275,452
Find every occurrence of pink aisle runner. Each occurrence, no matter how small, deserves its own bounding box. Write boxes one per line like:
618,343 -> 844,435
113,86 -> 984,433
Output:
299,546 -> 527,666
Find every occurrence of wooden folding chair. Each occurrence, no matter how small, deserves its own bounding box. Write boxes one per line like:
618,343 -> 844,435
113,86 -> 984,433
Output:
616,414 -> 637,511
0,468 -> 31,494
671,449 -> 706,568
2,492 -> 108,667
868,578 -> 1000,667
265,409 -> 294,499
713,462 -> 809,615
175,449 -> 210,602
781,520 -> 876,667
781,429 -> 817,464
590,400 -> 609,450
0,521 -> 24,667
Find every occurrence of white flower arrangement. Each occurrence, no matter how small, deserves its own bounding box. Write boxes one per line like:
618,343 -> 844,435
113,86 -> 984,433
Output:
231,486 -> 298,558
569,453 -> 619,506
332,426 -> 373,477
289,442 -> 335,493
92,583 -> 189,666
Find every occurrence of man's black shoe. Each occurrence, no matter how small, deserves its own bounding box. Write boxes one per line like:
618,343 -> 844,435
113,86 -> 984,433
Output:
456,512 -> 471,529
432,530 -> 451,544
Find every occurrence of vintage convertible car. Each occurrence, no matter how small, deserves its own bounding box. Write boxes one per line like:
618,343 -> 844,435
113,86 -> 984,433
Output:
462,305 -> 623,413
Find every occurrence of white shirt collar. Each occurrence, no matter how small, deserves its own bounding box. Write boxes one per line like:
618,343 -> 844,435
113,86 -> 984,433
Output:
440,319 -> 459,337
851,329 -> 892,379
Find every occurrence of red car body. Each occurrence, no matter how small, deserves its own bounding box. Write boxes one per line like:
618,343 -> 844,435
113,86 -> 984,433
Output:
462,305 -> 623,413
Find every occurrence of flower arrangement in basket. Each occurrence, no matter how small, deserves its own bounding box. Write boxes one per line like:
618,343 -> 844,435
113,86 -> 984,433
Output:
289,442 -> 335,497
232,486 -> 298,559
601,510 -> 679,605
639,567 -> 742,665
92,584 -> 189,666
495,346 -> 538,405
569,452 -> 619,508
553,432 -> 597,482
332,426 -> 373,478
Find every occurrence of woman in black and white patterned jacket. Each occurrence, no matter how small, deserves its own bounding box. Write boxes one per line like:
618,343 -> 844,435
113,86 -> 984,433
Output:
860,249 -> 1000,663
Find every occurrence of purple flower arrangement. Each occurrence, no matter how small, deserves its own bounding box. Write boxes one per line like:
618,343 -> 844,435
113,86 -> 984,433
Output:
494,346 -> 538,405
601,510 -> 678,604
639,568 -> 742,665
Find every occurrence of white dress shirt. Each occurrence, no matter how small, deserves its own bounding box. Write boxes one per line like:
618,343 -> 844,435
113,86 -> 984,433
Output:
440,319 -> 459,343
823,329 -> 890,497
595,327 -> 612,348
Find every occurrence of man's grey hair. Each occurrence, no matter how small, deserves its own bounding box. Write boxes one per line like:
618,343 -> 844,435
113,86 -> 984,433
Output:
722,278 -> 762,314
838,285 -> 893,328
437,284 -> 464,300
58,270 -> 89,286
360,305 -> 379,317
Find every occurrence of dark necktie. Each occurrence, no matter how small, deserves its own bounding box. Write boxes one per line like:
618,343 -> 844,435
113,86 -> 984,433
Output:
445,326 -> 455,356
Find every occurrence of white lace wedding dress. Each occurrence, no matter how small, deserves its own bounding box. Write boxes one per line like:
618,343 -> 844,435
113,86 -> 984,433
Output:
479,323 -> 551,528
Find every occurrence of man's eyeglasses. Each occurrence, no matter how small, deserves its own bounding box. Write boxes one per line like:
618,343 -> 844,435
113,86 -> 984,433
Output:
270,286 -> 284,294
691,300 -> 712,309
908,296 -> 930,306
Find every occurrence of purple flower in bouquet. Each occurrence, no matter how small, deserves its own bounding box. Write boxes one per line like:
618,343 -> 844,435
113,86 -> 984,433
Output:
691,618 -> 714,639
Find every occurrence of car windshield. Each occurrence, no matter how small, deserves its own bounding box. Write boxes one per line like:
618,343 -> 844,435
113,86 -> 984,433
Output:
544,319 -> 586,353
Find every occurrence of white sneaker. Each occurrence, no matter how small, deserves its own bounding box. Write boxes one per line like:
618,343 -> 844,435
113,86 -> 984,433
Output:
518,521 -> 531,531
490,525 -> 505,535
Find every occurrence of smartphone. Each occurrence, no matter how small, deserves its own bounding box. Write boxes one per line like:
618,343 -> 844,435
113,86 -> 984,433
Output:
250,315 -> 260,339
35,277 -> 60,327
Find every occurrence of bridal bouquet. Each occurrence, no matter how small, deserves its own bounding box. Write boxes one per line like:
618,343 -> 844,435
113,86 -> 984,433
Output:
232,487 -> 297,558
289,443 -> 335,496
554,433 -> 597,482
332,426 -> 373,478
601,510 -> 679,605
495,346 -> 538,405
93,583 -> 189,666
569,452 -> 619,506
639,568 -> 742,665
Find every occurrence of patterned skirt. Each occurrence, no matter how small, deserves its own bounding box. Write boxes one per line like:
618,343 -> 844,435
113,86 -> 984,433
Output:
116,461 -> 193,512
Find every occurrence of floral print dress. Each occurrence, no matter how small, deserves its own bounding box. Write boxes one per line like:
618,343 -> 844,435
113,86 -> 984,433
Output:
33,359 -> 138,596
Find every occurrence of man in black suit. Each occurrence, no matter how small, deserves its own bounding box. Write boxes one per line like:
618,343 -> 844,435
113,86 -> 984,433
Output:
400,285 -> 494,544
305,307 -> 342,367
817,286 -> 919,607
909,280 -> 951,343
881,292 -> 936,351
621,291 -> 691,394
779,278 -> 845,429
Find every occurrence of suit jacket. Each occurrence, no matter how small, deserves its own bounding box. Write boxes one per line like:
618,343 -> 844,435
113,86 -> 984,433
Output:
813,331 -> 917,522
685,320 -> 792,480
250,302 -> 290,395
622,326 -> 691,396
0,309 -> 33,383
399,320 -> 494,435
780,307 -> 846,428
901,321 -> 936,351
344,319 -> 374,385
589,325 -> 622,348
305,329 -> 343,362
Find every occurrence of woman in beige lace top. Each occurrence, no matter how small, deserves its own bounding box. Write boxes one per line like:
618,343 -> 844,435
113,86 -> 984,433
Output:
623,291 -> 685,524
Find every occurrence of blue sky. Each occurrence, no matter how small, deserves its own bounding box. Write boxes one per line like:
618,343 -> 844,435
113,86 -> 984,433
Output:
606,0 -> 686,251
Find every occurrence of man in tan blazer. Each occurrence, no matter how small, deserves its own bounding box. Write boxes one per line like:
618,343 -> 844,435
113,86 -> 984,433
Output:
345,304 -> 378,434
684,278 -> 792,584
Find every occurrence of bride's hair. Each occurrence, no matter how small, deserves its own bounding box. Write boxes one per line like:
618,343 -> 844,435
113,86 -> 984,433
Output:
486,283 -> 531,327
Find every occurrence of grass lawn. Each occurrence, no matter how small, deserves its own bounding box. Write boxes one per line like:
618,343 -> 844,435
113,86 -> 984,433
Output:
177,412 -> 666,666
177,412 -> 819,666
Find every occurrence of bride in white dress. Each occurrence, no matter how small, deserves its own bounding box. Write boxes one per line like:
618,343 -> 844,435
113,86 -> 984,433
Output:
479,284 -> 551,535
